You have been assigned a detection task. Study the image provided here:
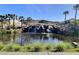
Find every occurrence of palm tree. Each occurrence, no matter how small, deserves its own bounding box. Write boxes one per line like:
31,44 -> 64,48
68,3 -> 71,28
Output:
73,4 -> 79,41
63,11 -> 69,24
63,11 -> 69,36
73,4 -> 79,26
12,14 -> 16,29
19,16 -> 24,28
5,14 -> 11,30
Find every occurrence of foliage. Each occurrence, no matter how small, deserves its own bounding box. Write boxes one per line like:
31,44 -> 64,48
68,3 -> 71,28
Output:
0,42 -> 74,52
54,42 -> 73,52
1,44 -> 13,52
0,42 -> 4,50
27,17 -> 32,21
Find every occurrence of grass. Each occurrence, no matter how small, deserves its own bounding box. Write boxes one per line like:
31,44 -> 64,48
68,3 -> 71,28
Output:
0,42 -> 77,52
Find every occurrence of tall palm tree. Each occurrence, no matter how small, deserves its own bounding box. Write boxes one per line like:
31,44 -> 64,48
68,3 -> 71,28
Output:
63,11 -> 69,36
12,14 -> 16,29
8,14 -> 16,29
73,4 -> 79,26
73,4 -> 79,41
19,16 -> 24,28
5,14 -> 11,30
63,11 -> 69,24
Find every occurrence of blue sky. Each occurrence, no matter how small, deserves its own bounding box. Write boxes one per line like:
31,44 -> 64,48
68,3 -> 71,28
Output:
0,4 -> 78,22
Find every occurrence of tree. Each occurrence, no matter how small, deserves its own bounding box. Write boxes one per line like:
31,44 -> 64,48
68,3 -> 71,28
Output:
73,4 -> 79,41
5,14 -> 11,29
26,17 -> 32,25
19,16 -> 25,28
8,14 -> 16,29
12,14 -> 16,29
63,11 -> 69,24
27,17 -> 32,21
73,4 -> 79,26
5,14 -> 17,29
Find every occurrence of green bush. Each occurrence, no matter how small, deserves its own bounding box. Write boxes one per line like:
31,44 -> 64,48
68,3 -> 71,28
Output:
0,42 -> 4,50
20,44 -> 34,52
1,43 -> 21,52
1,44 -> 13,52
11,44 -> 21,52
54,42 -> 73,52
45,46 -> 53,51
32,45 -> 42,52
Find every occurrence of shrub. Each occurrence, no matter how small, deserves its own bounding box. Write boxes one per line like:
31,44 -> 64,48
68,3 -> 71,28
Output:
33,45 -> 42,52
20,44 -> 34,52
1,43 -> 21,52
1,44 -> 13,52
0,42 -> 4,50
43,43 -> 54,52
11,44 -> 21,52
54,42 -> 72,52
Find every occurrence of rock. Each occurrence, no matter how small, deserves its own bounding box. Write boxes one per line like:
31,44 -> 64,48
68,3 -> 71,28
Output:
72,42 -> 78,48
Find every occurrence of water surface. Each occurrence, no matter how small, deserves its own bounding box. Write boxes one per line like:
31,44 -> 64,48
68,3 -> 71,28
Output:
0,33 -> 71,45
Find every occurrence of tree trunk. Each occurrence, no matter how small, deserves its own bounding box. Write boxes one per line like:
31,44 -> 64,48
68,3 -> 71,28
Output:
9,18 -> 10,30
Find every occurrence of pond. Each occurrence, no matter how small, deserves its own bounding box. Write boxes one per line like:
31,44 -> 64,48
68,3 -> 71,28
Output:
0,33 -> 73,45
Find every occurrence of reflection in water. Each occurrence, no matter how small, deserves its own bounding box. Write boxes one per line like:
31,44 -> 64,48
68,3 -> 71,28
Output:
0,33 -> 65,45
15,33 -> 63,45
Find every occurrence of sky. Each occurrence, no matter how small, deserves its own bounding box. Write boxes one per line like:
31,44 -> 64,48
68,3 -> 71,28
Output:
0,4 -> 79,22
